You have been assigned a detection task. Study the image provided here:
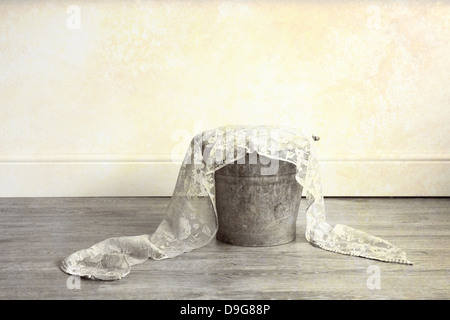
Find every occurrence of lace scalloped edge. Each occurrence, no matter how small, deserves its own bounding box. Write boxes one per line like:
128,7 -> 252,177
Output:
311,242 -> 413,265
59,258 -> 130,281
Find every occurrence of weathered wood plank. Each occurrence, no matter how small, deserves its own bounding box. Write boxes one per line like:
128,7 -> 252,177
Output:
0,197 -> 449,299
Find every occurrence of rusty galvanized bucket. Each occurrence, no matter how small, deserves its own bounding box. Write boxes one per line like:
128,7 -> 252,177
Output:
215,152 -> 302,247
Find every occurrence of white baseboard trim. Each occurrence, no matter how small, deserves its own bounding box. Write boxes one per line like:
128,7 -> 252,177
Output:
319,160 -> 449,197
0,160 -> 448,197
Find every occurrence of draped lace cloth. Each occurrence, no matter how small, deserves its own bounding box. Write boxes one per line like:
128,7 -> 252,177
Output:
60,126 -> 411,280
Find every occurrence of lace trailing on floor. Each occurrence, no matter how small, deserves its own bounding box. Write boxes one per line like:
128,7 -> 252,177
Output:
60,125 -> 412,280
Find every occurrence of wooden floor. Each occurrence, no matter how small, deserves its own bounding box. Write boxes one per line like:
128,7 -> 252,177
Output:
0,197 -> 449,300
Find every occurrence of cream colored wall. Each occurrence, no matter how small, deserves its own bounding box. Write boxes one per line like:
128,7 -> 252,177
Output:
0,1 -> 449,197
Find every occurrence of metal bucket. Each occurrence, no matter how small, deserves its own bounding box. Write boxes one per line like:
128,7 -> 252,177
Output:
215,152 -> 302,247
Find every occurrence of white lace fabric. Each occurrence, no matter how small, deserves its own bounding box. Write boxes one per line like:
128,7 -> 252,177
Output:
60,125 -> 412,280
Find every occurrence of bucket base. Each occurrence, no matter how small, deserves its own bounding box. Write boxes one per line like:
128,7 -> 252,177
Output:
216,214 -> 298,247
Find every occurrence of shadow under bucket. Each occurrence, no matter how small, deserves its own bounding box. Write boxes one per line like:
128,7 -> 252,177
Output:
215,152 -> 302,247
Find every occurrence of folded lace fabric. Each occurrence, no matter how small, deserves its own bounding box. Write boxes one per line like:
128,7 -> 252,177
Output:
60,125 -> 412,280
